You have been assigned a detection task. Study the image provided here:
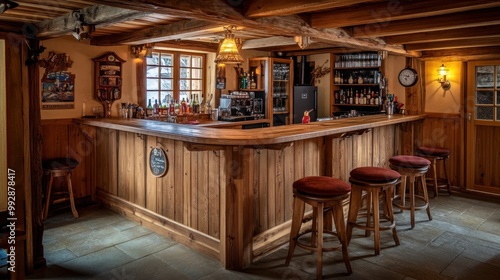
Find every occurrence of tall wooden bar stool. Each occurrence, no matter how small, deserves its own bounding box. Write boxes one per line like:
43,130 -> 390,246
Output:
42,158 -> 79,220
285,176 -> 352,279
415,146 -> 452,197
389,155 -> 432,229
346,167 -> 401,255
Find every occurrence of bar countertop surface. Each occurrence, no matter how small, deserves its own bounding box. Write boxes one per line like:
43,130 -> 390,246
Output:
74,114 -> 426,146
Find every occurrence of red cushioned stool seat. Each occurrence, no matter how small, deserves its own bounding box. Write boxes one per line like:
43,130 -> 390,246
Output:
293,176 -> 351,196
415,146 -> 452,197
389,155 -> 431,168
286,176 -> 352,278
350,167 -> 401,183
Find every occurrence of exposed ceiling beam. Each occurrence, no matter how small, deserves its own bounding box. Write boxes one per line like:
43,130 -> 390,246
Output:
352,7 -> 500,38
34,5 -> 152,38
405,37 -> 500,51
311,0 -> 500,28
245,0 -> 374,18
155,41 -> 218,53
86,0 -> 419,57
419,46 -> 500,61
91,20 -> 222,45
241,36 -> 298,49
385,26 -> 500,44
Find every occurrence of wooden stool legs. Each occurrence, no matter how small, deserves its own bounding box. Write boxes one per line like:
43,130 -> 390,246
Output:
393,171 -> 432,229
43,169 -> 79,220
286,193 -> 352,279
347,184 -> 399,255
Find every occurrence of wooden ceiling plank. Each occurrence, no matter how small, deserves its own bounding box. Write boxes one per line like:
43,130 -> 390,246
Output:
419,46 -> 500,60
385,25 -> 500,44
245,0 -> 376,18
405,37 -> 500,51
91,19 -> 222,45
311,0 -> 500,28
35,4 -> 153,38
154,41 -> 218,52
78,0 -> 419,56
353,7 -> 500,38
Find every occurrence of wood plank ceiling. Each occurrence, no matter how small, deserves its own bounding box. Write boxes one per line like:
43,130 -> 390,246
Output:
1,0 -> 500,59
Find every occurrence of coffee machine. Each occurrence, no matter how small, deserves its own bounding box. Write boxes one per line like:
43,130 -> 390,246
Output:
219,92 -> 264,121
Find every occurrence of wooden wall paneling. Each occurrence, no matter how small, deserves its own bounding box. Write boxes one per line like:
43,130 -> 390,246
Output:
174,141 -> 183,223
252,149 -> 261,235
179,141 -> 189,225
197,150 -> 209,234
134,134 -> 146,207
257,148 -> 268,233
158,138 -> 176,220
208,149 -> 221,238
94,128 -> 104,192
68,124 -> 88,198
352,131 -> 372,168
303,138 -> 320,176
219,147 -> 228,266
117,131 -> 129,201
41,122 -> 68,160
475,126 -> 500,190
293,140 -> 304,181
107,129 -> 118,196
275,149 -> 285,226
145,136 -> 158,212
372,125 -> 396,168
283,144 -> 294,222
328,136 -> 352,181
189,148 -> 198,229
267,149 -> 277,229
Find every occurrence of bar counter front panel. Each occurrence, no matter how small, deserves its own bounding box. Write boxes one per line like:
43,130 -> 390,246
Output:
74,114 -> 425,270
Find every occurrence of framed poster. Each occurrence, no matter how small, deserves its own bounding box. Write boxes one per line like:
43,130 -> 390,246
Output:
41,71 -> 76,109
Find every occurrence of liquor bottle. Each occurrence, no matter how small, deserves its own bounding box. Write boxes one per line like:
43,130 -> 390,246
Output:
348,75 -> 354,84
169,98 -> 175,115
146,99 -> 153,117
174,100 -> 180,115
241,73 -> 247,89
250,72 -> 257,89
193,95 -> 199,113
355,91 -> 359,104
181,98 -> 187,114
153,99 -> 159,115
187,95 -> 192,114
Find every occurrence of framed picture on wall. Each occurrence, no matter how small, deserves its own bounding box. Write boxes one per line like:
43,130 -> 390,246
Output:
41,71 -> 76,109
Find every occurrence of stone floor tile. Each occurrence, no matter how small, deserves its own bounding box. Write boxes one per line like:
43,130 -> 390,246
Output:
58,247 -> 134,276
44,248 -> 78,265
441,255 -> 500,280
116,233 -> 176,259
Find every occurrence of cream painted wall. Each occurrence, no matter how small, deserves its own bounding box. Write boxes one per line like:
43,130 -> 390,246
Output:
384,54 -> 406,106
0,40 -> 6,211
40,36 -> 136,119
309,53 -> 331,118
424,60 -> 461,114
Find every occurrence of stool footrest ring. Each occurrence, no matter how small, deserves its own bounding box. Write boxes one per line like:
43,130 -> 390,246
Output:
295,229 -> 342,253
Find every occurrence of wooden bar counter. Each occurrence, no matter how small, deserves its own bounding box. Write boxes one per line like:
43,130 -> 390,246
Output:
73,114 -> 425,270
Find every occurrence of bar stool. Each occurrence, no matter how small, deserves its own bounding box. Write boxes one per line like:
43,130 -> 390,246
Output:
285,176 -> 352,279
389,155 -> 432,229
42,158 -> 79,220
346,167 -> 401,255
415,146 -> 452,197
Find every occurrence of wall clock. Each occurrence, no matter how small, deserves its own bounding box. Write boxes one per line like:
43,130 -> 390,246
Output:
398,67 -> 418,87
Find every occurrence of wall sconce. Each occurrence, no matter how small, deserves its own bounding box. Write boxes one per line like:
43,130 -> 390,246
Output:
215,26 -> 243,64
130,45 -> 144,58
437,64 -> 451,90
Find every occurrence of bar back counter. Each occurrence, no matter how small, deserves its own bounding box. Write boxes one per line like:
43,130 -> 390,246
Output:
73,114 -> 425,270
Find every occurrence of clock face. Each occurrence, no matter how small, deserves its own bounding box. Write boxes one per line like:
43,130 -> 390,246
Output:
107,55 -> 115,62
398,67 -> 418,87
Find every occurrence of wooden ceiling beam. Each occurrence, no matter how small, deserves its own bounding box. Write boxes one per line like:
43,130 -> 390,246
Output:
35,5 -> 152,38
311,0 -> 500,28
155,41 -> 218,53
242,36 -> 298,49
245,0 -> 375,18
83,0 -> 419,56
91,20 -> 222,45
385,25 -> 500,44
352,8 -> 500,38
419,46 -> 500,61
405,37 -> 500,51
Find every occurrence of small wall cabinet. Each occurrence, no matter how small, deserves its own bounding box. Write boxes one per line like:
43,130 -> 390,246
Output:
93,52 -> 126,117
331,52 -> 384,116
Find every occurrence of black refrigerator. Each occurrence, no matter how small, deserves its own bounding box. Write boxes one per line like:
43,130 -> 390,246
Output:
293,86 -> 318,124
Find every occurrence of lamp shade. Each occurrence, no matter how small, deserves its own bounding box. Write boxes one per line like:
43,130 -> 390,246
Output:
215,32 -> 243,64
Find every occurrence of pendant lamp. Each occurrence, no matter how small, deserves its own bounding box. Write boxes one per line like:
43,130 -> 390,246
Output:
215,27 -> 243,64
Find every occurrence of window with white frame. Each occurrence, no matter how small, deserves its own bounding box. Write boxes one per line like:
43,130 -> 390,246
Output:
146,51 -> 204,106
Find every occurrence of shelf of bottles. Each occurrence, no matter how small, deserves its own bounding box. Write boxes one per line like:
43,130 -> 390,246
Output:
272,62 -> 290,114
333,52 -> 384,110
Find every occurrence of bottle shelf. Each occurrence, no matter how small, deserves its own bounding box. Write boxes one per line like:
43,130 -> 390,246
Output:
272,110 -> 290,114
334,66 -> 380,70
334,83 -> 379,86
334,104 -> 380,107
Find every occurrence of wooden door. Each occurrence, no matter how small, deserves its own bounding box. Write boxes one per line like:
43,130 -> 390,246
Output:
466,61 -> 500,194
